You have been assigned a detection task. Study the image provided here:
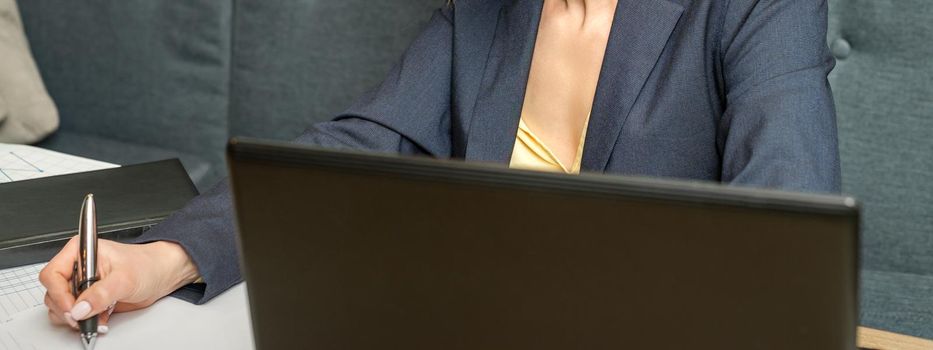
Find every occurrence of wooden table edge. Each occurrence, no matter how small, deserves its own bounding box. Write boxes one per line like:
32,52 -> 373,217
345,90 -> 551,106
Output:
858,326 -> 933,350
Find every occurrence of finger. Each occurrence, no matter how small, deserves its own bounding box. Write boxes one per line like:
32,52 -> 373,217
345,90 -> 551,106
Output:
97,308 -> 111,334
113,301 -> 153,313
39,236 -> 79,319
43,292 -> 68,319
43,293 -> 60,315
39,236 -> 79,288
70,273 -> 135,321
91,301 -> 118,335
47,310 -> 70,327
49,309 -> 77,329
97,301 -> 116,324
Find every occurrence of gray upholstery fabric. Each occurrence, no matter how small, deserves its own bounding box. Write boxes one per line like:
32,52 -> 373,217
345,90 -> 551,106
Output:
828,0 -> 933,338
228,0 -> 440,141
861,270 -> 933,339
17,1 -> 232,189
828,1 -> 933,276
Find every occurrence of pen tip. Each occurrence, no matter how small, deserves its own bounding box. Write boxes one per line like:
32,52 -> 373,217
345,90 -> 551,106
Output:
81,333 -> 97,350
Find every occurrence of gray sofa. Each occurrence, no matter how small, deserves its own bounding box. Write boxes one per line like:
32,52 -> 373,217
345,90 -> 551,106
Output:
17,0 -> 933,339
828,0 -> 933,339
19,0 -> 439,191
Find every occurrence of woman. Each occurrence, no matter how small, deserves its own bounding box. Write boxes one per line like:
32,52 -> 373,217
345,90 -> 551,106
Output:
40,0 -> 839,334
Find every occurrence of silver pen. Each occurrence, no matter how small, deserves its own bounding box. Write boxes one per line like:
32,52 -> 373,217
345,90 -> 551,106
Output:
72,194 -> 99,350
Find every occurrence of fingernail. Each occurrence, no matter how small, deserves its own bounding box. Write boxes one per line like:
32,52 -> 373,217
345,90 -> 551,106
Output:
64,312 -> 78,328
70,301 -> 91,320
97,325 -> 109,334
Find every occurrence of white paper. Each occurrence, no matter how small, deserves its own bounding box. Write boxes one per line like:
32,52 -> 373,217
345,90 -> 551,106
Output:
0,262 -> 254,350
0,144 -> 117,183
0,324 -> 36,350
0,264 -> 44,350
0,264 -> 44,324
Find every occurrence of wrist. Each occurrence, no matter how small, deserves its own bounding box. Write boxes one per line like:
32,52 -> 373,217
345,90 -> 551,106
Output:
149,241 -> 201,289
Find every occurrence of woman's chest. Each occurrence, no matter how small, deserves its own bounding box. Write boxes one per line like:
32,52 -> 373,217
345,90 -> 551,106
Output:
450,0 -> 724,174
519,3 -> 616,170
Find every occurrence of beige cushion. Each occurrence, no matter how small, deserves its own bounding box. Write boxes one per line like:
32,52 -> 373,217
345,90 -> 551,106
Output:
0,94 -> 7,124
0,0 -> 58,144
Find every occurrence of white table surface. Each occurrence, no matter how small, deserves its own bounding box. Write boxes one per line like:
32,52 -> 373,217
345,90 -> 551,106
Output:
3,283 -> 254,350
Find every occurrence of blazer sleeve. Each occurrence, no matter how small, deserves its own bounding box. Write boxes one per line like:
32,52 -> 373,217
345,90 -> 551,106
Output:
134,7 -> 454,304
717,0 -> 841,193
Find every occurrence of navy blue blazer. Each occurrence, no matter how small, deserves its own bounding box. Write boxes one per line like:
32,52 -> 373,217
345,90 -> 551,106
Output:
139,0 -> 840,303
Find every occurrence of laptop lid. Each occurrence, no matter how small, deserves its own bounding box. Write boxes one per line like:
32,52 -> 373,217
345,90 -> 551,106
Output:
227,137 -> 859,350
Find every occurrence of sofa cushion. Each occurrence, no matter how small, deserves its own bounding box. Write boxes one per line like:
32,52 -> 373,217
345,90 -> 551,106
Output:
38,130 -> 211,190
828,0 -> 933,275
228,0 -> 439,141
0,94 -> 6,124
0,0 -> 58,144
17,0 -> 231,186
861,269 -> 933,339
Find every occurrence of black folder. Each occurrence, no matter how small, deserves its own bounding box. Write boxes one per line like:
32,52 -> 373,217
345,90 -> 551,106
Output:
0,159 -> 198,269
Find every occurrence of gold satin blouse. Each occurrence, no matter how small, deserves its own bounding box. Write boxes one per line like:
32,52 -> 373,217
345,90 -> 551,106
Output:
509,113 -> 590,174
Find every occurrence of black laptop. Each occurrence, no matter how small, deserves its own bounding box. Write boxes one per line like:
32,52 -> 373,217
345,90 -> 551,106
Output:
226,137 -> 859,350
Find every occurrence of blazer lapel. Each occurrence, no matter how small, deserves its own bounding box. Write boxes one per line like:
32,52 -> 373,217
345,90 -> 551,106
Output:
464,0 -> 684,169
581,0 -> 684,171
464,0 -> 542,164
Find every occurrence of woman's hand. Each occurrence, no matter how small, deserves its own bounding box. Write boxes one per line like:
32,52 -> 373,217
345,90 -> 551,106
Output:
39,237 -> 200,332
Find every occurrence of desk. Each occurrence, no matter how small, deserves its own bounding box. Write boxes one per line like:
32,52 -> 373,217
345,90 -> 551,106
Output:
3,284 -> 254,349
858,327 -> 933,350
4,282 -> 933,349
